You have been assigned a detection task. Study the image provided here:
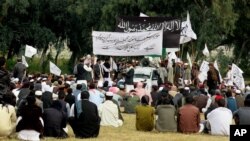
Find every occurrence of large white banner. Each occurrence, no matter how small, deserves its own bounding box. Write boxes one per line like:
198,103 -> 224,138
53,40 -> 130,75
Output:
92,30 -> 163,56
232,64 -> 245,90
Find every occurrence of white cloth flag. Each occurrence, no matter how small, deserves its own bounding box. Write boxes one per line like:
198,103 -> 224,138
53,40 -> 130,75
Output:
179,11 -> 197,44
110,57 -> 118,71
25,45 -> 37,58
49,61 -> 61,76
187,52 -> 192,68
198,60 -> 209,82
168,52 -> 178,62
231,64 -> 245,90
139,12 -> 149,17
92,30 -> 163,56
214,60 -> 222,83
22,56 -> 29,67
202,43 -> 210,57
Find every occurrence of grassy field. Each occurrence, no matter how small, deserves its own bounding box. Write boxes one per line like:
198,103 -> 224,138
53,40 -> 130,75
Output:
3,113 -> 229,141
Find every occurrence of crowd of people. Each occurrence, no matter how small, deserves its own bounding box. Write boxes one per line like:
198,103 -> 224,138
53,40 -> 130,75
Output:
0,55 -> 250,140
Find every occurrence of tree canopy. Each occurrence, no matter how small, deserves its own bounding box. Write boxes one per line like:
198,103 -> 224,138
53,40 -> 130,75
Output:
0,0 -> 249,74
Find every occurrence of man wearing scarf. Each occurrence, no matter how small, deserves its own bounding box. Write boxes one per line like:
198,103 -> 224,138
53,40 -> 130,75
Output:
69,91 -> 100,138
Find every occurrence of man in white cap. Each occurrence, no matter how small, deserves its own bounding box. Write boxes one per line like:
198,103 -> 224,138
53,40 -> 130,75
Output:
35,90 -> 43,112
182,63 -> 191,86
174,60 -> 183,86
98,92 -> 123,127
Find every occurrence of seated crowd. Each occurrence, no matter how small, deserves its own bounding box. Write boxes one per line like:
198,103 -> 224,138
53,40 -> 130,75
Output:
1,56 -> 250,141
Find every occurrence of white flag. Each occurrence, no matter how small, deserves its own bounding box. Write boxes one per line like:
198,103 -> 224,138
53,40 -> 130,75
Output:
232,64 -> 245,90
187,52 -> 192,68
25,45 -> 37,58
139,12 -> 149,17
110,57 -> 118,71
179,11 -> 197,44
214,60 -> 222,83
202,43 -> 210,57
22,55 -> 29,67
168,52 -> 178,62
49,61 -> 61,76
198,60 -> 209,82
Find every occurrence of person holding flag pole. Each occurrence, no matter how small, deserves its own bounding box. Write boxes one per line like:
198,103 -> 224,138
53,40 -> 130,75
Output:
124,60 -> 134,93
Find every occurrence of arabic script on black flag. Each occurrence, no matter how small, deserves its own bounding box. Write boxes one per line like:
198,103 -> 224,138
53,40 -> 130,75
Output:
116,16 -> 181,48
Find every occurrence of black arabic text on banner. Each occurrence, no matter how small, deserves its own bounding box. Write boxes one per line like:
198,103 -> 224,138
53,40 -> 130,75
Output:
116,16 -> 181,48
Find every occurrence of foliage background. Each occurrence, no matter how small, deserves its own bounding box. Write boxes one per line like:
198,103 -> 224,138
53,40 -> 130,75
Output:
0,0 -> 249,77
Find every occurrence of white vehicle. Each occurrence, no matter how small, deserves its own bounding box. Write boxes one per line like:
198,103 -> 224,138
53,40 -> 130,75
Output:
133,66 -> 159,92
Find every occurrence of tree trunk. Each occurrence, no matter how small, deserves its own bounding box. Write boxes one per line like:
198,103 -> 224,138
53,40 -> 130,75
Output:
39,45 -> 49,72
236,39 -> 250,65
54,43 -> 60,65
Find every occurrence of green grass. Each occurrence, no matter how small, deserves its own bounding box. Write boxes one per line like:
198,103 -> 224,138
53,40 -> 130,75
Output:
3,114 -> 229,141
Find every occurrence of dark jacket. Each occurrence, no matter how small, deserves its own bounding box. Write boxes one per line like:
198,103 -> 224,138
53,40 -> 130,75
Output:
125,68 -> 134,85
65,93 -> 75,107
103,62 -> 110,78
13,62 -> 26,81
207,69 -> 220,92
16,104 -> 43,134
69,100 -> 100,138
41,91 -> 53,109
76,63 -> 86,81
76,63 -> 92,81
43,107 -> 67,138
93,63 -> 101,80
17,88 -> 30,106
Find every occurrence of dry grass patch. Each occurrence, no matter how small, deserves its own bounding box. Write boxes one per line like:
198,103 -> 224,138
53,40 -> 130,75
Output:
4,113 -> 229,141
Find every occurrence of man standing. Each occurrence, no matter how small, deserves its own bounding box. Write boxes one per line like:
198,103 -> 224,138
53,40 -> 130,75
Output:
93,59 -> 103,81
76,57 -> 92,84
183,63 -> 191,86
125,61 -> 134,93
174,61 -> 183,87
207,63 -> 220,94
102,58 -> 111,82
13,58 -> 26,82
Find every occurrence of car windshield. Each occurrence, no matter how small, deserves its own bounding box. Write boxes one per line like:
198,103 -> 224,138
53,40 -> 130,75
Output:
134,73 -> 150,79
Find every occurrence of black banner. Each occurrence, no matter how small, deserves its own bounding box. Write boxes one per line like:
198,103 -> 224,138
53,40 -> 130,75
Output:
116,16 -> 181,48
